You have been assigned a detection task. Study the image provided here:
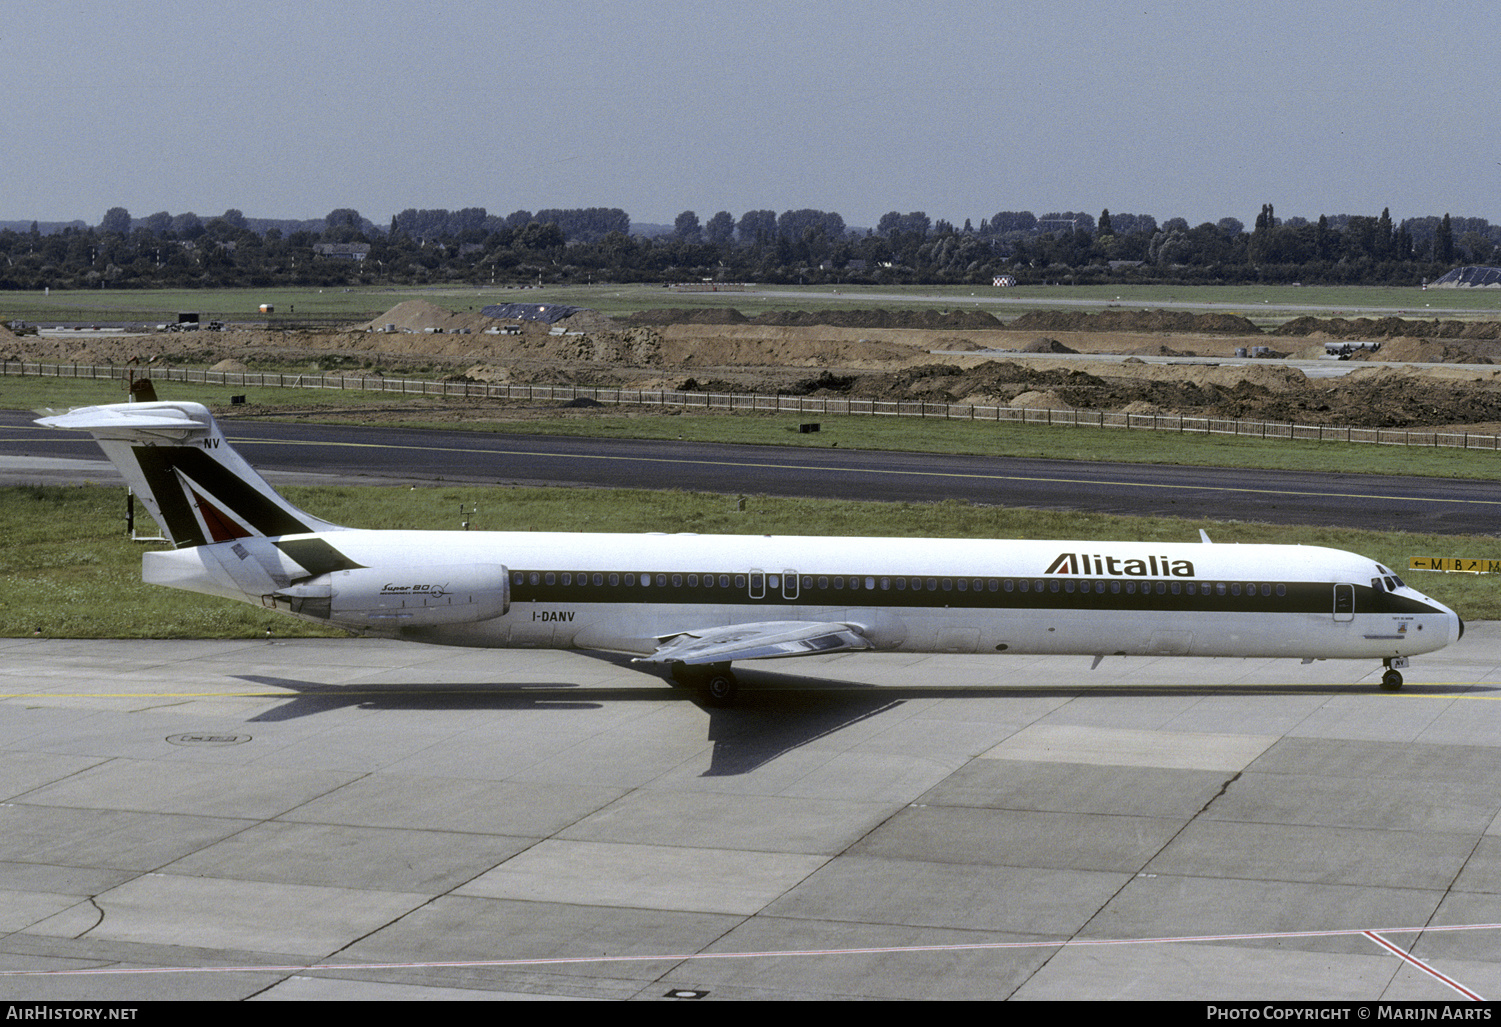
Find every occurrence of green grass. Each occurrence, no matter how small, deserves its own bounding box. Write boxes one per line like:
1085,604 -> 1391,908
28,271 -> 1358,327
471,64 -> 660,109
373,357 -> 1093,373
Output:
0,485 -> 337,638
4,483 -> 1500,638
356,409 -> 1501,480
6,282 -> 1501,324
0,287 -> 400,322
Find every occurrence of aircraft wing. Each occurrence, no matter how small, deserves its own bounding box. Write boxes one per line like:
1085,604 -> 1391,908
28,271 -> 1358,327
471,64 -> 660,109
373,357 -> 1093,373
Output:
636,620 -> 874,666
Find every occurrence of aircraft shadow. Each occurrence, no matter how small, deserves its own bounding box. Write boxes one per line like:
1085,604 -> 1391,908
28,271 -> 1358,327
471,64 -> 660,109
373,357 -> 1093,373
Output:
227,657 -> 1496,777
233,665 -> 909,777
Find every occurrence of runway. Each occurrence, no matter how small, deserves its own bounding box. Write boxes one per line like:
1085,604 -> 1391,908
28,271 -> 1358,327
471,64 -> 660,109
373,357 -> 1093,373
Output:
4,411 -> 1499,533
4,633 -> 1501,1001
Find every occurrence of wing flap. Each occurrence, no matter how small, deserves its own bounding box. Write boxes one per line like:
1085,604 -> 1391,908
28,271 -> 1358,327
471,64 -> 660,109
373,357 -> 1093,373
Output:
636,620 -> 873,666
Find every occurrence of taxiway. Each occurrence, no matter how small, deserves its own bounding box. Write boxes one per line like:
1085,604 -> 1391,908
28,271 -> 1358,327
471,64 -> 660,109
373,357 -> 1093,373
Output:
4,634 -> 1501,1000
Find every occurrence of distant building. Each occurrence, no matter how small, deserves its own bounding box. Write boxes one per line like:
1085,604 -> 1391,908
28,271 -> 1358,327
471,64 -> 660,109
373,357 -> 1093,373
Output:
312,243 -> 371,261
993,274 -> 1017,287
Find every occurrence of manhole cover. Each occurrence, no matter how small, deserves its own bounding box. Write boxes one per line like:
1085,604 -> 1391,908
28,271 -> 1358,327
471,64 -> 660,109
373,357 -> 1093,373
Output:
166,733 -> 252,747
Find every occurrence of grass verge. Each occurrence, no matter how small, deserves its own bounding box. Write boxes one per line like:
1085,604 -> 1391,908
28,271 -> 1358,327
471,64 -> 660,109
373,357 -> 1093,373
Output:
7,283 -> 1501,321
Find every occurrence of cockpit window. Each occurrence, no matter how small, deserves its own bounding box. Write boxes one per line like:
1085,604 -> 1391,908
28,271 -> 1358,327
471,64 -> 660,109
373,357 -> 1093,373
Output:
1390,575 -> 1404,589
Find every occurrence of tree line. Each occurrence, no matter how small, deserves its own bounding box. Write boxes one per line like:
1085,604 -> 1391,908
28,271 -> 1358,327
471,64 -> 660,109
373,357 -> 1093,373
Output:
0,202 -> 1496,292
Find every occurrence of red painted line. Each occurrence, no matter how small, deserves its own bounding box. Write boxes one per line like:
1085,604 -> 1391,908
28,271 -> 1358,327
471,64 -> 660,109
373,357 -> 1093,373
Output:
1363,931 -> 1483,1001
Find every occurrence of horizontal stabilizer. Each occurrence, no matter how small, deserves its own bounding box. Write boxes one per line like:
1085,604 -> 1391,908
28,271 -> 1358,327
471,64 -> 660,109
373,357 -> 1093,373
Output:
636,620 -> 873,666
36,400 -> 344,547
36,403 -> 210,439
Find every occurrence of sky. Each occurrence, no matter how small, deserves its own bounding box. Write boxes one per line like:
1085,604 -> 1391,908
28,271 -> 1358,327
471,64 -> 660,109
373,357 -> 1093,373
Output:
4,0 -> 1498,231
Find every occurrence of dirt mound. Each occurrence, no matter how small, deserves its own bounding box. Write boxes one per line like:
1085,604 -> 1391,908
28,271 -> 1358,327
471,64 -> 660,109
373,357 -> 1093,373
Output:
1343,338 -> 1474,364
1198,363 -> 1307,390
1010,390 -> 1072,409
16,302 -> 1501,432
1010,309 -> 1262,334
1020,337 -> 1077,353
1274,316 -> 1501,342
459,364 -> 511,383
553,327 -> 664,365
361,299 -> 477,333
653,324 -> 930,367
626,308 -> 750,325
751,308 -> 1005,330
930,336 -> 991,351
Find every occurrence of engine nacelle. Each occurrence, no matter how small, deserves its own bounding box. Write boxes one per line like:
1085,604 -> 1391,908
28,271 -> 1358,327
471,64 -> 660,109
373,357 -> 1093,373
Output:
269,563 -> 510,627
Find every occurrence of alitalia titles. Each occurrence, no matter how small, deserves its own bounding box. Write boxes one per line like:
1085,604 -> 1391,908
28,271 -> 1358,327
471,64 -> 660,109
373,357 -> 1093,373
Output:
1046,552 -> 1195,577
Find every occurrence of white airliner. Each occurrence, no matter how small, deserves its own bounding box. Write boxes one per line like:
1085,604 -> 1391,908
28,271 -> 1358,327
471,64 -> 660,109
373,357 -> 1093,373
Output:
39,400 -> 1462,704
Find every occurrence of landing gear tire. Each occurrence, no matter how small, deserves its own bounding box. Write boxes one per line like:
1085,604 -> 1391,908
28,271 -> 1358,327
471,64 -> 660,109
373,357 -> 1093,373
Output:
1381,669 -> 1404,691
670,661 -> 740,706
700,668 -> 739,708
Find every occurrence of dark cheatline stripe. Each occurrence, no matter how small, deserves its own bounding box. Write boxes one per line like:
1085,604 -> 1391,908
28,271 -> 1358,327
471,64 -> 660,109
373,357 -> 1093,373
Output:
506,570 -> 1439,617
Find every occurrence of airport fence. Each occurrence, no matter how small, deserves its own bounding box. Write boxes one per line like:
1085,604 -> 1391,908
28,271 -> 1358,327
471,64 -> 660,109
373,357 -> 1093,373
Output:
6,357 -> 1501,452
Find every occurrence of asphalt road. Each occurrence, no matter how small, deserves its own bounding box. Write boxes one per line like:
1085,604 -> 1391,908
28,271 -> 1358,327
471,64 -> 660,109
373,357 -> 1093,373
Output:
4,410 -> 1499,534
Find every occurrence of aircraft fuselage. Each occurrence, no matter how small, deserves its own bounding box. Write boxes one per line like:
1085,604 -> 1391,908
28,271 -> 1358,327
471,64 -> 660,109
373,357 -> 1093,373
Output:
145,529 -> 1460,663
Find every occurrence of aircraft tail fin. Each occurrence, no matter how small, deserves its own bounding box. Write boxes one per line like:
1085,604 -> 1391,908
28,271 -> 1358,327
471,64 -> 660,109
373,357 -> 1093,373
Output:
36,401 -> 345,547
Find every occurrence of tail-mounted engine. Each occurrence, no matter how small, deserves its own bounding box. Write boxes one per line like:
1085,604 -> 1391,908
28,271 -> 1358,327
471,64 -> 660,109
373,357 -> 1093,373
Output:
268,564 -> 510,628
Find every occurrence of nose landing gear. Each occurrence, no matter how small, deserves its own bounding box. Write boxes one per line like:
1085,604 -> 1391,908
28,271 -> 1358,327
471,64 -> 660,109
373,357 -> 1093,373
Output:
1380,656 -> 1409,691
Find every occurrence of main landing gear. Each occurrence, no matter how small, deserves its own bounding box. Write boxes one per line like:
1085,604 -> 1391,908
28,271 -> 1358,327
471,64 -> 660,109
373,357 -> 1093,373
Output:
670,661 -> 740,707
1380,656 -> 1409,691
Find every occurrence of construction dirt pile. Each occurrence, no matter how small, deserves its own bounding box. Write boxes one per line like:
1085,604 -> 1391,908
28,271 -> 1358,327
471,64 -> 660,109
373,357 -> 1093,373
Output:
1009,309 -> 1262,334
787,359 -> 1501,430
12,301 -> 1501,431
1273,315 -> 1501,341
